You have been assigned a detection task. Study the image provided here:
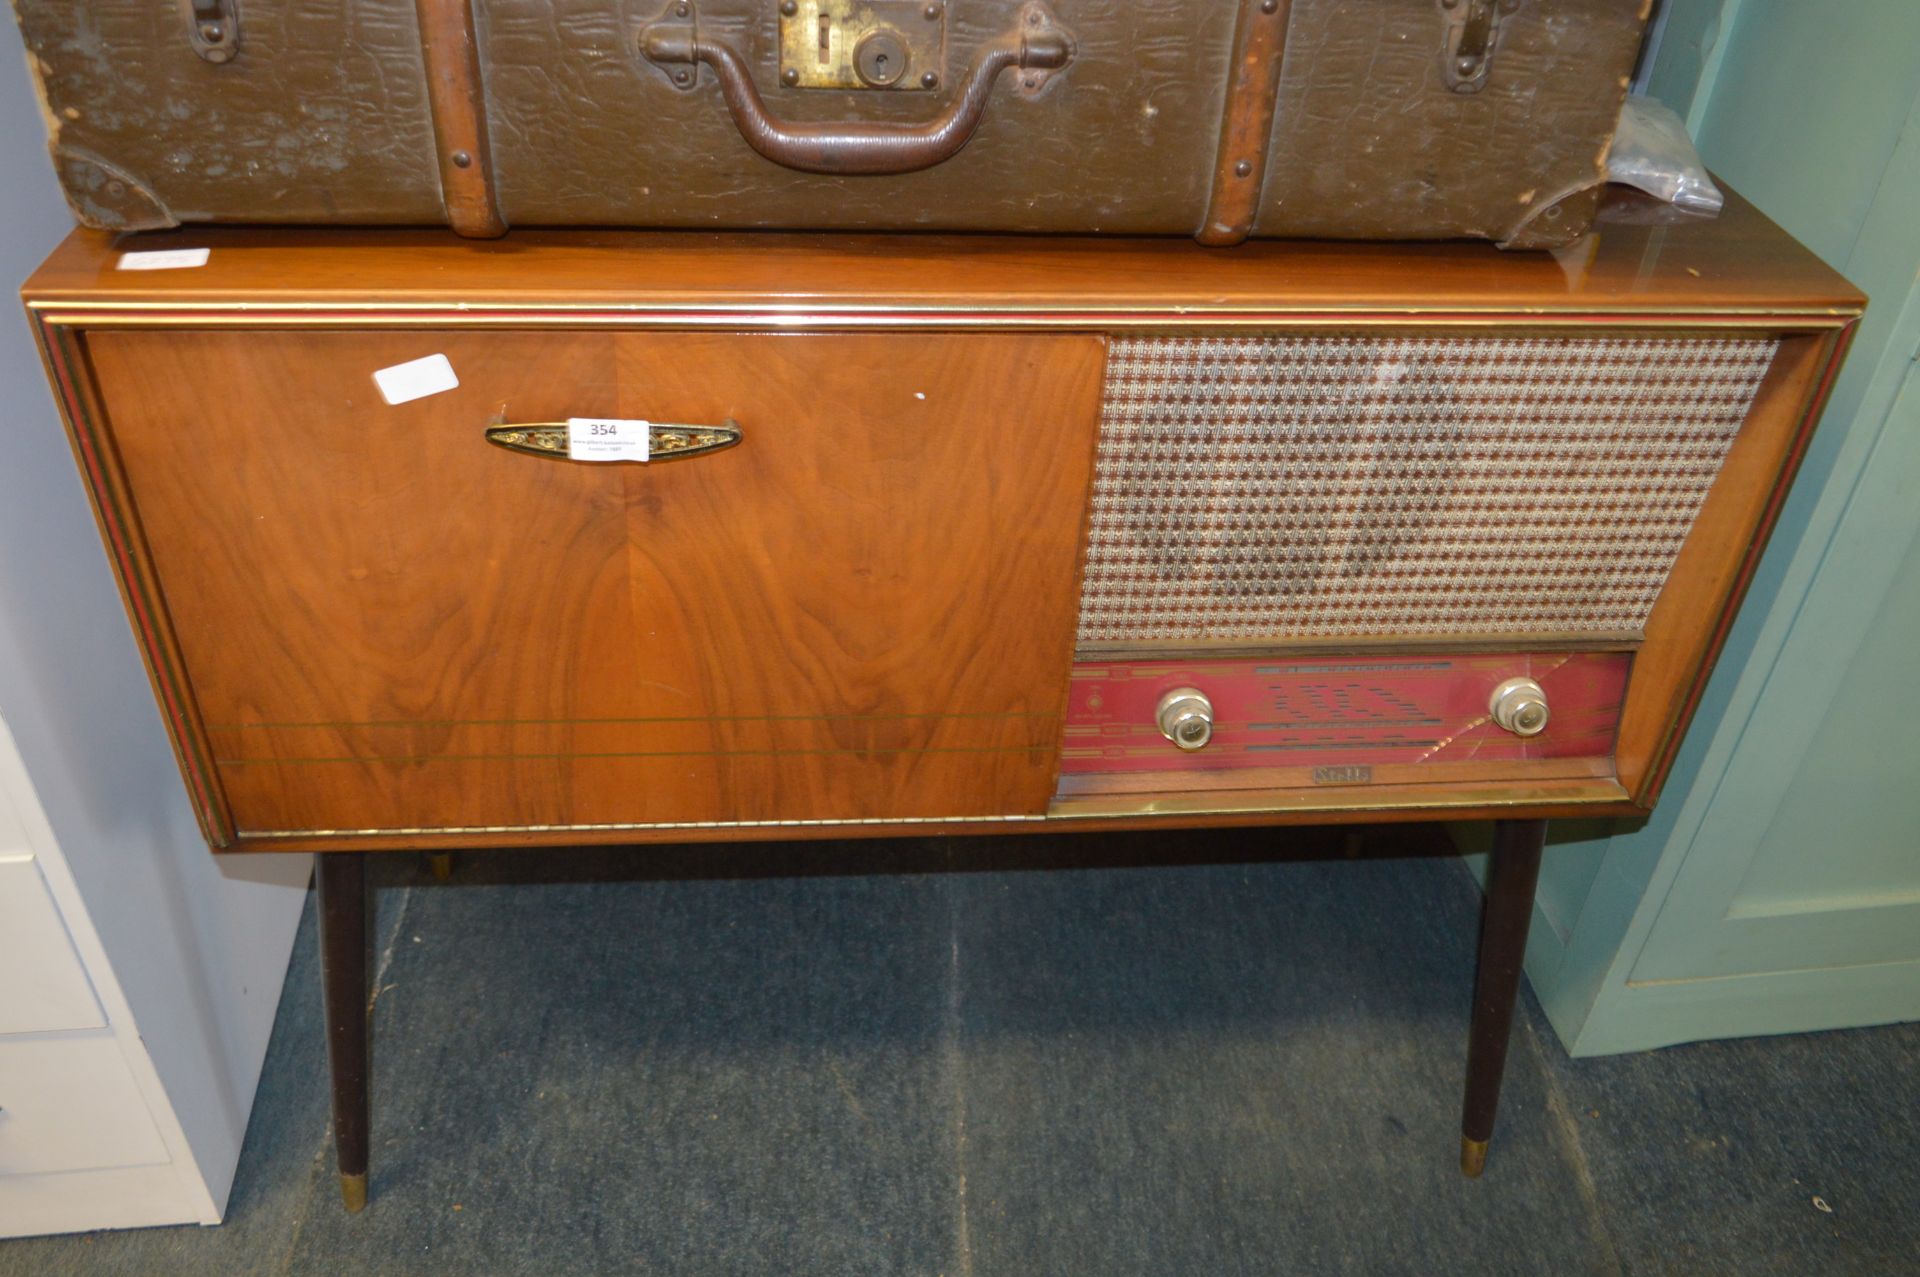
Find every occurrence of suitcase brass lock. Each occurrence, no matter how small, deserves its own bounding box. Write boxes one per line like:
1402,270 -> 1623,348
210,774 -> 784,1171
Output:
779,0 -> 946,91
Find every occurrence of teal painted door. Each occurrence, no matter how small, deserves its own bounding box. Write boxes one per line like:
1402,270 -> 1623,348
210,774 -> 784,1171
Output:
1495,0 -> 1920,1055
1613,355 -> 1920,1045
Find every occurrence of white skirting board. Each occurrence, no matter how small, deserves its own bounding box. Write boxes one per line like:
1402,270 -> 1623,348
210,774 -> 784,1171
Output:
0,716 -> 310,1237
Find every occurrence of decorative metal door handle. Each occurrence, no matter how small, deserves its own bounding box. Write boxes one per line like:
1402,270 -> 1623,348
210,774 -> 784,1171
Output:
484,420 -> 742,462
639,2 -> 1074,175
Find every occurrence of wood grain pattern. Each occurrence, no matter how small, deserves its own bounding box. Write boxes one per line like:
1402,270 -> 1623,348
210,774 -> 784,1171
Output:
1198,0 -> 1291,246
23,188 -> 1863,851
83,329 -> 1103,834
23,190 -> 1860,325
416,0 -> 507,237
33,320 -> 233,846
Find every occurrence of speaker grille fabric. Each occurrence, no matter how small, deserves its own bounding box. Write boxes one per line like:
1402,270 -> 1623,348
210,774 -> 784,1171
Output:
1077,334 -> 1778,644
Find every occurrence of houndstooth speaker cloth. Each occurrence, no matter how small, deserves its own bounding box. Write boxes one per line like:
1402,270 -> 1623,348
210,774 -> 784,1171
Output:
1077,334 -> 1778,644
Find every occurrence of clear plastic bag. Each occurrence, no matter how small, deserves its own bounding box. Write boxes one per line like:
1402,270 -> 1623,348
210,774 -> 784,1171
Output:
1607,96 -> 1725,214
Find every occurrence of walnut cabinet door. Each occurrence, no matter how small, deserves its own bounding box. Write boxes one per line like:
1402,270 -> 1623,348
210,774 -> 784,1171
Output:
87,330 -> 1106,836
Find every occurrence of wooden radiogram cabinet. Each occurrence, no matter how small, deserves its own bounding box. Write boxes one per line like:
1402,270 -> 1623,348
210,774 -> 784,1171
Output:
23,192 -> 1860,1206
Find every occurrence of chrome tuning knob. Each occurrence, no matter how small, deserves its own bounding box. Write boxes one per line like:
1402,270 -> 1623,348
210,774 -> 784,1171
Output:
1489,677 -> 1550,737
1156,687 -> 1214,751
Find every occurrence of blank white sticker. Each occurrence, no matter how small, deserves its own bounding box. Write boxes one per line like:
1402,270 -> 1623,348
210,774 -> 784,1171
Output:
115,247 -> 210,271
567,418 -> 650,463
372,353 -> 460,406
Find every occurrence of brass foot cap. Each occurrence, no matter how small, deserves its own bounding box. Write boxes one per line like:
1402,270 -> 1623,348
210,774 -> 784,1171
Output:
340,1172 -> 369,1213
1460,1137 -> 1489,1178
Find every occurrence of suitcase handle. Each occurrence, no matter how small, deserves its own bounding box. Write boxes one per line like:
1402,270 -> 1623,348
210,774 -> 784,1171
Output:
640,4 -> 1074,176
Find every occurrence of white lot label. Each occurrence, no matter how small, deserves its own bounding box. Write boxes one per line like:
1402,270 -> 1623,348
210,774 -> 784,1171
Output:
567,418 -> 650,463
372,353 -> 460,406
115,247 -> 211,271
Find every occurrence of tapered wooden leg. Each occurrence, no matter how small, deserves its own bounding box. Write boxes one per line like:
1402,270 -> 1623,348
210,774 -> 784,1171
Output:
317,852 -> 371,1212
1460,817 -> 1547,1178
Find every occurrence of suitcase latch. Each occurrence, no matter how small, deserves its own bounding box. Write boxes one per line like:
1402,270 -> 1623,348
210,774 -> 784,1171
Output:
1438,0 -> 1518,94
778,0 -> 947,91
180,0 -> 239,64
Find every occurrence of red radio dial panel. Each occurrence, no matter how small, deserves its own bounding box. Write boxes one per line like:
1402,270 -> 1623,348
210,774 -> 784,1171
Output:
1061,652 -> 1630,774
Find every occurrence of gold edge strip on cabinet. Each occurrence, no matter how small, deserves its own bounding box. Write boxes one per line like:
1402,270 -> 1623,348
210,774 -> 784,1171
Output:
234,778 -> 1630,840
208,709 -> 1059,731
23,298 -> 1862,314
23,300 -> 1860,331
216,744 -> 1056,765
1045,779 -> 1630,820
24,316 -> 1856,337
243,814 -> 1055,837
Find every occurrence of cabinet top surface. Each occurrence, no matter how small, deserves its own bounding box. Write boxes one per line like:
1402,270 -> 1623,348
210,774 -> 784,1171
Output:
22,190 -> 1861,322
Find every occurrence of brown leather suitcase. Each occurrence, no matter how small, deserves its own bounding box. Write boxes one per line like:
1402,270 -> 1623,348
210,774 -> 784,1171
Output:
16,0 -> 1648,246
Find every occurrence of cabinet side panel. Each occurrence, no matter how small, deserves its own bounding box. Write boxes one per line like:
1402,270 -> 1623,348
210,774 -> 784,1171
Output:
1618,329 -> 1852,801
34,324 -> 233,845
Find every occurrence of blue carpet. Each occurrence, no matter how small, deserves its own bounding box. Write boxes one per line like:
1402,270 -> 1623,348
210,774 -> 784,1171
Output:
3,826 -> 1915,1275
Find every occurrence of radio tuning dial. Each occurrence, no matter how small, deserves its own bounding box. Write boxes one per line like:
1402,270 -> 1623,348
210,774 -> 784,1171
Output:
1156,687 -> 1214,751
1489,677 -> 1550,737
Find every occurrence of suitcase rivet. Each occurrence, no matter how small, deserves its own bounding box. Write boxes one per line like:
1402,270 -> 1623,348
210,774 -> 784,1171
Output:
1235,161 -> 1253,178
452,151 -> 473,169
674,69 -> 692,85
1260,0 -> 1279,12
184,0 -> 240,63
780,0 -> 797,14
924,3 -> 942,18
675,1 -> 690,16
782,68 -> 800,86
921,71 -> 939,89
